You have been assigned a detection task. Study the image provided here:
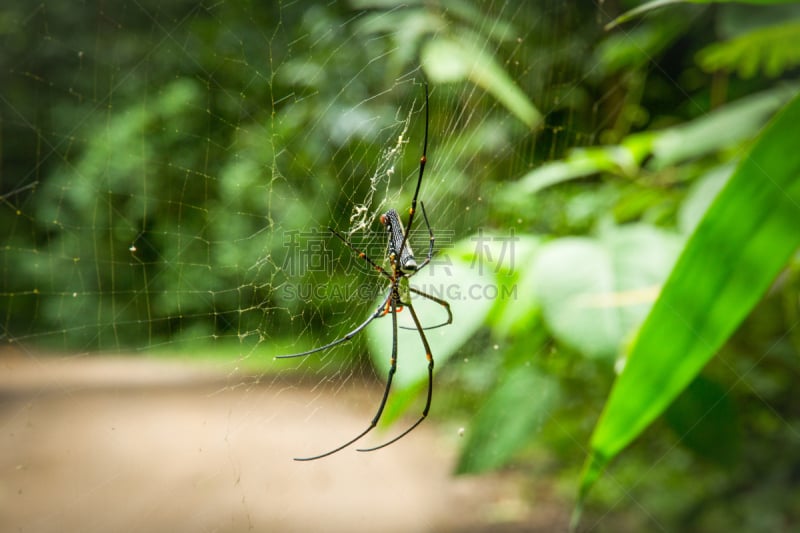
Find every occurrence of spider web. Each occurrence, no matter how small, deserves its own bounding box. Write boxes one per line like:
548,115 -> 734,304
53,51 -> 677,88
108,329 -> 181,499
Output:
0,1 -> 601,530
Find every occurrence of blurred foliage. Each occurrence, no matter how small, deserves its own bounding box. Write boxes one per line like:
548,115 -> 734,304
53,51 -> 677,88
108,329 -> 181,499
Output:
2,0 -> 800,531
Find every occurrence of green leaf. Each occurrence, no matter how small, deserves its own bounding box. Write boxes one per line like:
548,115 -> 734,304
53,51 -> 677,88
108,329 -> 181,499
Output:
597,17 -> 688,73
648,84 -> 797,169
421,35 -> 541,128
501,85 -> 796,194
578,92 -> 800,509
532,224 -> 683,361
456,364 -> 560,474
697,20 -> 800,78
503,144 -> 644,197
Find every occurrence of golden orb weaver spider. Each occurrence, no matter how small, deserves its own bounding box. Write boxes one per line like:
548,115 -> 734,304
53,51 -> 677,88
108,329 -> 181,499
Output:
277,81 -> 452,461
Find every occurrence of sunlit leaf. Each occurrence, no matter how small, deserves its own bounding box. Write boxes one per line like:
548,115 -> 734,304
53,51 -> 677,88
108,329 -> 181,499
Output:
531,224 -> 683,361
578,92 -> 800,513
503,145 -> 642,197
421,35 -> 541,128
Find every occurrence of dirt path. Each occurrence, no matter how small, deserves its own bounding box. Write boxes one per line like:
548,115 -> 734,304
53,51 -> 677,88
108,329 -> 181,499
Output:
0,351 -> 564,532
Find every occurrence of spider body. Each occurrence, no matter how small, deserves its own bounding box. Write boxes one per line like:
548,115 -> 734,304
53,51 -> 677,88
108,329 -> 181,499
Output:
381,208 -> 417,273
277,82 -> 452,461
397,276 -> 411,308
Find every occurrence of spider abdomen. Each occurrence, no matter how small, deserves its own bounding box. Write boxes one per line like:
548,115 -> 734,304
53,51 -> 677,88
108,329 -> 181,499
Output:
381,208 -> 417,273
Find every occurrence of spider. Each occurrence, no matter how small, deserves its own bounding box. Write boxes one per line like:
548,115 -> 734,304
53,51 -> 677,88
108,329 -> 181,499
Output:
277,82 -> 452,461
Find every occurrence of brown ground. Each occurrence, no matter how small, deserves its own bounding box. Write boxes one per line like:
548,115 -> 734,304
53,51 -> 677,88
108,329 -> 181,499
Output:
0,350 -> 569,532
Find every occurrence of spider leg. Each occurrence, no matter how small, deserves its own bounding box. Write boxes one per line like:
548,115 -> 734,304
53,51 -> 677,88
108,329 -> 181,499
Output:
276,223 -> 395,360
293,294 -> 401,461
329,226 -> 393,281
410,201 -> 434,272
398,286 -> 452,331
397,200 -> 449,330
276,293 -> 390,359
396,81 -> 429,263
357,301 -> 433,453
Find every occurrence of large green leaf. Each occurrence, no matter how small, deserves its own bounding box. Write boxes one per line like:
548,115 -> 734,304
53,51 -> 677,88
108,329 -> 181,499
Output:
531,224 -> 683,361
577,93 -> 800,515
